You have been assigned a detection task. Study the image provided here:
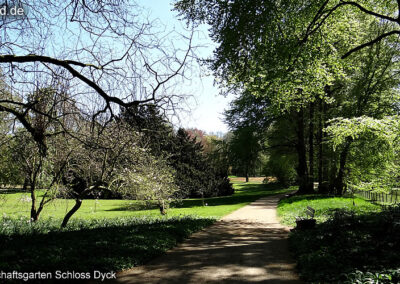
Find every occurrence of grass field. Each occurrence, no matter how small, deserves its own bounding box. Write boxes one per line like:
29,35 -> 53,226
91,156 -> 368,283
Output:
0,180 -> 294,274
0,181 -> 294,221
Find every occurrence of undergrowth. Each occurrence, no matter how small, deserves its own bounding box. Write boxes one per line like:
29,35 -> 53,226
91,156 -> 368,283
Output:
0,216 -> 215,274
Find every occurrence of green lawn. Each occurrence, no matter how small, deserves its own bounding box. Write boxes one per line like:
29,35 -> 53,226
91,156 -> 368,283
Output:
1,182 -> 293,221
277,194 -> 381,227
0,180 -> 294,274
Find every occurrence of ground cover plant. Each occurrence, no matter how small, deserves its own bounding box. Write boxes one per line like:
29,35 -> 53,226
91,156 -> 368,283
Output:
0,216 -> 215,276
278,195 -> 400,283
0,181 -> 293,275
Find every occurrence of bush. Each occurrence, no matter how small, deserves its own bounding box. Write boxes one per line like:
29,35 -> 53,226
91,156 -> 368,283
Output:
121,106 -> 233,199
345,269 -> 400,284
289,207 -> 400,283
264,155 -> 297,186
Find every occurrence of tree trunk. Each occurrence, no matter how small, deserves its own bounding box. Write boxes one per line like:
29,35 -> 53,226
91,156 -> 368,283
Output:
295,109 -> 313,194
36,198 -> 47,219
322,101 -> 329,187
317,99 -> 323,185
22,177 -> 29,191
29,157 -> 43,221
317,98 -> 329,193
245,165 -> 249,182
61,199 -> 82,228
331,139 -> 351,195
30,181 -> 39,221
309,101 -> 314,183
159,200 -> 167,214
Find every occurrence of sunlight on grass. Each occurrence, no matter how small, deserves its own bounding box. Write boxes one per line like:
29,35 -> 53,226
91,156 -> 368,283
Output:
277,194 -> 381,227
0,180 -> 294,222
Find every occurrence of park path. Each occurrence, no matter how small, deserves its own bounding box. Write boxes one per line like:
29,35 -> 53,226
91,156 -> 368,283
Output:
111,193 -> 303,284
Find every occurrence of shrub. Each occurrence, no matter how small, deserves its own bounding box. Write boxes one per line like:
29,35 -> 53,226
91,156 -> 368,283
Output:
264,155 -> 297,186
289,208 -> 400,283
0,216 -> 215,272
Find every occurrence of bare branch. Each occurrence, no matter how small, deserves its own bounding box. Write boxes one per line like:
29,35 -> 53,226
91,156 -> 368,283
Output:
0,54 -> 145,108
342,30 -> 400,58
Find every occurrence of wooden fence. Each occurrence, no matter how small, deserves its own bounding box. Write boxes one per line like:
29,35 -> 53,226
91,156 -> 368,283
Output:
354,189 -> 400,204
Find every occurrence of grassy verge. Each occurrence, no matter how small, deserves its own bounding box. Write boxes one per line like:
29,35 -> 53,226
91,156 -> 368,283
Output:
277,194 -> 380,227
278,194 -> 400,283
0,181 -> 293,275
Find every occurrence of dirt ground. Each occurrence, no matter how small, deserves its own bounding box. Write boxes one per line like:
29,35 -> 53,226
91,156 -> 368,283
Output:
109,193 -> 303,284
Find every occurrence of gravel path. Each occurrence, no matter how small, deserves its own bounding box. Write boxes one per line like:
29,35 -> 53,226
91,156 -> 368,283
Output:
111,193 -> 303,283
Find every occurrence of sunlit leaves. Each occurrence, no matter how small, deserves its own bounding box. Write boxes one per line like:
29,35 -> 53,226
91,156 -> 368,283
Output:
325,115 -> 400,192
325,116 -> 400,148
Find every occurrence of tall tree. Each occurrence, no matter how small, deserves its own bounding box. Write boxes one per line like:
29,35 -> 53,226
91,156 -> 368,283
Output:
175,0 -> 400,195
0,1 -> 194,156
121,106 -> 233,198
228,126 -> 262,182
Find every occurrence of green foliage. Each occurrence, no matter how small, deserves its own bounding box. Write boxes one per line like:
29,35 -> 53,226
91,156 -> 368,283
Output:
176,0 -> 400,198
287,208 -> 400,283
278,195 -> 400,282
325,116 -> 400,149
0,138 -> 24,186
264,155 -> 297,186
227,126 -> 262,178
262,116 -> 298,186
346,269 -> 400,284
0,216 -> 215,272
121,105 -> 233,199
173,128 -> 211,197
174,0 -> 360,111
224,90 -> 273,130
325,116 -> 400,192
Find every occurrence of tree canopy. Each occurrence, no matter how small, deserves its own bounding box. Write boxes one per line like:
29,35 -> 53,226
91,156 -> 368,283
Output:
175,0 -> 400,195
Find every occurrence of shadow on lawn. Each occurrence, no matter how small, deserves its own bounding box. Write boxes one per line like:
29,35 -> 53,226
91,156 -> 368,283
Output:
290,208 -> 400,283
0,217 -> 215,275
107,183 -> 289,212
0,187 -> 29,194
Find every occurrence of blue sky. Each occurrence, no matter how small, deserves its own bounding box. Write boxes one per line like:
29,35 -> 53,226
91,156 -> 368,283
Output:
137,0 -> 233,134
